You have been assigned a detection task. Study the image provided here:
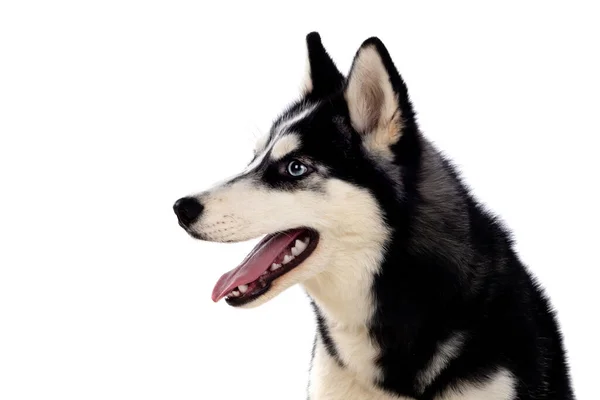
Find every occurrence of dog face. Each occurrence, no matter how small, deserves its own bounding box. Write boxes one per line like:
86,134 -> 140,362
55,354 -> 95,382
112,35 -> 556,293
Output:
174,33 -> 417,309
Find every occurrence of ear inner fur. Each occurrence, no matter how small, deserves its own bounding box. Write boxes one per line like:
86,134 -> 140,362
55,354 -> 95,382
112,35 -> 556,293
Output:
345,43 -> 404,154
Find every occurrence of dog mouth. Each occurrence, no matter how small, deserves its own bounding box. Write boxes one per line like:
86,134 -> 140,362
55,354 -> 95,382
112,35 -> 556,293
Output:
211,228 -> 319,306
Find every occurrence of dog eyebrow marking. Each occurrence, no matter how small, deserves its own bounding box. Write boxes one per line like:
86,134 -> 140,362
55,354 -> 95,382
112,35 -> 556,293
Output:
271,134 -> 300,161
242,103 -> 317,175
416,331 -> 466,393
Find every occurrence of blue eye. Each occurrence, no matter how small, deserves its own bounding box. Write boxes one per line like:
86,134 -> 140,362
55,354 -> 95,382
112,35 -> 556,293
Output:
287,160 -> 308,177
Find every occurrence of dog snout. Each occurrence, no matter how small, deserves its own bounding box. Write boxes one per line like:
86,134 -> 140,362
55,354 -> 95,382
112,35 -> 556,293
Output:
173,197 -> 204,226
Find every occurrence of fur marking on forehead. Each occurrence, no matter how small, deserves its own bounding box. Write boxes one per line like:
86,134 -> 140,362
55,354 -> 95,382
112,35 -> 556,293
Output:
271,134 -> 301,161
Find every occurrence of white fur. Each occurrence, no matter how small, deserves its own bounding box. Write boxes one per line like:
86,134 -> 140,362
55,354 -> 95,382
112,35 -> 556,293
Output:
345,45 -> 402,158
416,332 -> 466,393
309,338 -> 413,400
270,134 -> 300,160
316,320 -> 384,387
302,46 -> 313,94
436,369 -> 516,400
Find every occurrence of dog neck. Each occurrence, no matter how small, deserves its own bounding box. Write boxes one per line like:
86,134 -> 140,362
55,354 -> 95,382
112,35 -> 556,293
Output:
302,227 -> 389,328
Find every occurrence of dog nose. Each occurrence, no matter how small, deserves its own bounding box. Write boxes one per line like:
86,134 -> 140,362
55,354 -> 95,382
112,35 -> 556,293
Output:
173,197 -> 204,226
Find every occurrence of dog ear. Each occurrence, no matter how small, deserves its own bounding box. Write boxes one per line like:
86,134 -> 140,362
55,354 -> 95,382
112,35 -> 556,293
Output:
345,37 -> 416,152
301,32 -> 345,98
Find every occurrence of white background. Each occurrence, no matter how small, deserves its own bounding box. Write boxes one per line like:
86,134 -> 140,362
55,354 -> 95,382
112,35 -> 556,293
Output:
1,1 -> 599,399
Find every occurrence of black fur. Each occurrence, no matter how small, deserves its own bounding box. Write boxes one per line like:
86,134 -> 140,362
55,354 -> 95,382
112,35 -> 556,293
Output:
310,301 -> 344,368
304,32 -> 345,100
286,34 -> 574,399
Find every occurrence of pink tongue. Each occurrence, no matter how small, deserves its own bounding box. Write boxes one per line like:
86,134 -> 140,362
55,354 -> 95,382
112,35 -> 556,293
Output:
211,229 -> 304,302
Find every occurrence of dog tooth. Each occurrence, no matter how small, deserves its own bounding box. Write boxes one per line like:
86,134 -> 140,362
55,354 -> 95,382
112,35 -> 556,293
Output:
262,270 -> 268,276
232,290 -> 240,297
238,284 -> 248,294
295,239 -> 307,253
270,263 -> 282,271
283,255 -> 294,264
291,246 -> 301,256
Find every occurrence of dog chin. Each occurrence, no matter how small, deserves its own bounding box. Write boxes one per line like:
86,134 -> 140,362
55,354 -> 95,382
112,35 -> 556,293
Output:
234,284 -> 288,308
232,264 -> 317,308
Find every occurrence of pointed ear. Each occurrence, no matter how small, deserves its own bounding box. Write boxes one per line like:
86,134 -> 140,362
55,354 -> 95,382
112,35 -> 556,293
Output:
345,37 -> 415,153
301,32 -> 345,98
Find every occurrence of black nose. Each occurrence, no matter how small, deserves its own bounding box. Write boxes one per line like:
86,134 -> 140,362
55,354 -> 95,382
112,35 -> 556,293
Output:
173,197 -> 204,226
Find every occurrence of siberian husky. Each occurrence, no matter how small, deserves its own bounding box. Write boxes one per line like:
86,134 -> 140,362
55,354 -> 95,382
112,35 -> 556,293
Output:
174,33 -> 574,400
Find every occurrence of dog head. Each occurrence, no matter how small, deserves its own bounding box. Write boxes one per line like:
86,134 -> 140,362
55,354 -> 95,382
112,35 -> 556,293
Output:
174,33 -> 419,309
